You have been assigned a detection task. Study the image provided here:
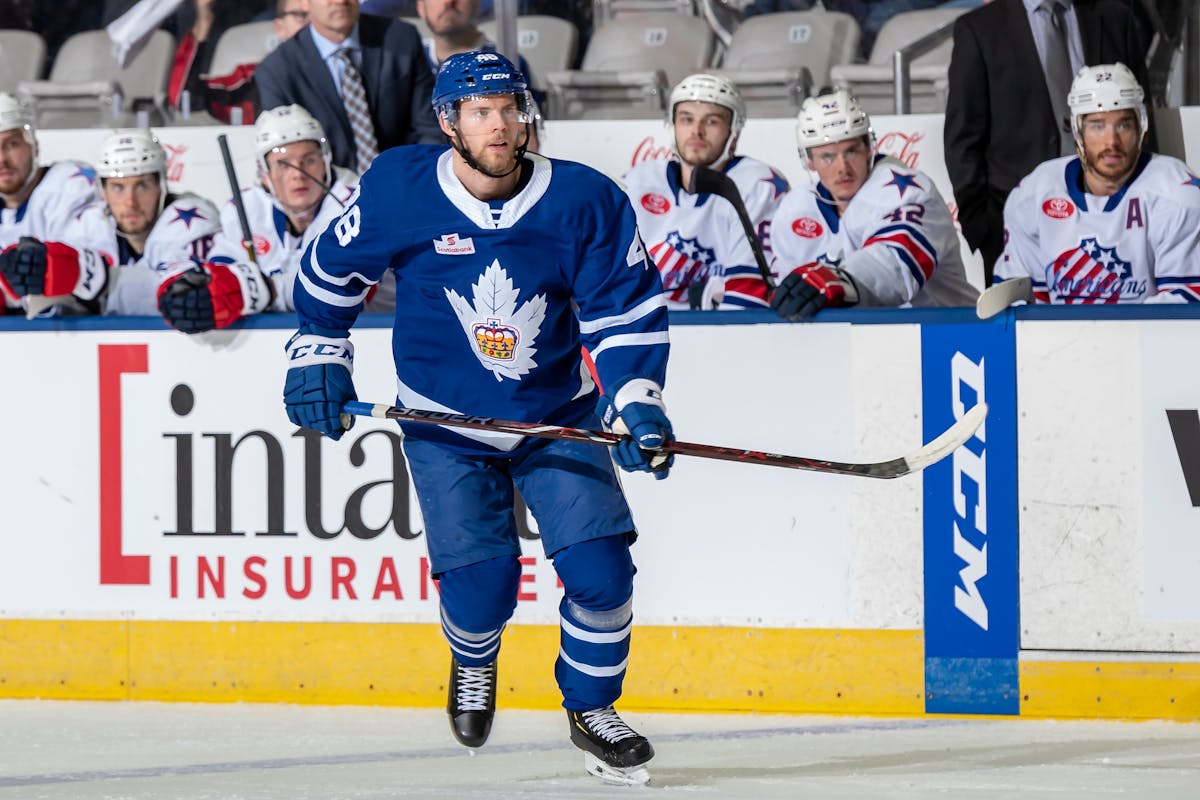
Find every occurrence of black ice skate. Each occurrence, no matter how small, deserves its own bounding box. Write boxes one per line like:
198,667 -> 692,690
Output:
446,658 -> 497,748
567,706 -> 654,786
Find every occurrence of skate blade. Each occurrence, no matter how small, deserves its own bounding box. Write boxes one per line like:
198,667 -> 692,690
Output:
583,752 -> 651,786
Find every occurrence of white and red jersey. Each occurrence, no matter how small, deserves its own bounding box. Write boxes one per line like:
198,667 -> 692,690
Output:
623,155 -> 789,309
997,152 -> 1200,303
770,155 -> 977,308
65,192 -> 222,316
0,161 -> 99,310
209,174 -> 357,312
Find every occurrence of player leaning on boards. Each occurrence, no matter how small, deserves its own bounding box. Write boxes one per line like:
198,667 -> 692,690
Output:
57,129 -> 222,317
156,105 -> 360,332
283,51 -> 672,786
623,73 -> 790,310
0,93 -> 107,317
767,90 -> 978,320
995,63 -> 1200,303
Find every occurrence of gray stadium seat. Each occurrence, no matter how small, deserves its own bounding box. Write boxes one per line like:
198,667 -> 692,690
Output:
0,31 -> 46,94
207,21 -> 280,78
478,16 -> 579,92
17,29 -> 175,129
595,0 -> 697,20
718,10 -> 861,117
545,12 -> 714,120
829,7 -> 966,115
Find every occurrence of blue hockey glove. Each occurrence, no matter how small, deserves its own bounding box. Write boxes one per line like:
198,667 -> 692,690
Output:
283,331 -> 357,440
597,378 -> 674,480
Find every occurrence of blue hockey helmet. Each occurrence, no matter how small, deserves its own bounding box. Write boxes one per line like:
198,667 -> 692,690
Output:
432,50 -> 530,122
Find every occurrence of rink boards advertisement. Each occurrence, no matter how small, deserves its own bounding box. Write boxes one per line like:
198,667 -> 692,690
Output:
3,309 -> 1199,719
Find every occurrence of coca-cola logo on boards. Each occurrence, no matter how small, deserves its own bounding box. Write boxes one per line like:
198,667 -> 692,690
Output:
875,130 -> 924,169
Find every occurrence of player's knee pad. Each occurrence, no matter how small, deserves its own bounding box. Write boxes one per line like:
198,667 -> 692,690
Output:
438,554 -> 522,640
554,535 -> 635,629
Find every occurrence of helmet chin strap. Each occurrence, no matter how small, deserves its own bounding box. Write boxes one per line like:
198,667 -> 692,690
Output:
451,123 -> 530,180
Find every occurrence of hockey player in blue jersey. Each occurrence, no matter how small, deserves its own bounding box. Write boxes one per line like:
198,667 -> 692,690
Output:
283,50 -> 672,786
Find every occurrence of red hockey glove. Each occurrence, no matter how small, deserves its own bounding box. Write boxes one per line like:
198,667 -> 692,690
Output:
157,261 -> 274,334
769,262 -> 859,321
0,237 -> 108,301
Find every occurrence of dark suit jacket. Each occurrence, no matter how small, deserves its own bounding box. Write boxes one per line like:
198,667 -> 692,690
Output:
254,14 -> 443,170
943,0 -> 1149,276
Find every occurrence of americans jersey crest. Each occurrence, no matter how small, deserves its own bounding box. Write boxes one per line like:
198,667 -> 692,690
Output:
446,259 -> 547,382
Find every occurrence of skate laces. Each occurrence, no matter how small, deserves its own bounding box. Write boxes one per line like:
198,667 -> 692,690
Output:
580,707 -> 638,743
454,662 -> 494,712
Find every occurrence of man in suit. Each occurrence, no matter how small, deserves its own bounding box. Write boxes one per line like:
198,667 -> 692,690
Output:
944,0 -> 1149,284
255,0 -> 443,172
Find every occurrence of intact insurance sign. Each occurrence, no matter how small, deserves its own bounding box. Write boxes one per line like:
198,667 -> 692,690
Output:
921,317 -> 1019,715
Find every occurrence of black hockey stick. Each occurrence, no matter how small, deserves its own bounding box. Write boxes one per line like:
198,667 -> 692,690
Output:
341,400 -> 987,479
688,165 -> 776,290
218,134 -> 260,267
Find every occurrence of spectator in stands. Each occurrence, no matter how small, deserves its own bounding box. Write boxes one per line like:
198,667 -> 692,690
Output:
156,105 -> 363,332
415,0 -> 540,105
0,93 -> 104,317
168,0 -> 275,123
275,0 -> 310,39
996,63 -> 1200,304
944,0 -> 1150,285
623,74 -> 789,310
55,129 -> 222,318
767,90 -> 977,320
255,0 -> 443,173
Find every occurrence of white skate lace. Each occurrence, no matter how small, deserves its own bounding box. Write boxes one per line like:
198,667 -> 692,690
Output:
580,707 -> 638,743
455,663 -> 494,712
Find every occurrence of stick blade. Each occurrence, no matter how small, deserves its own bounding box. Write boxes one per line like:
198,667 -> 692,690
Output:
899,402 -> 988,475
976,277 -> 1032,319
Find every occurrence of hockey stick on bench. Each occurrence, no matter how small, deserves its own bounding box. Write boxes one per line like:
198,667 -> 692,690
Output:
976,276 -> 1033,319
689,165 -> 776,290
341,400 -> 987,479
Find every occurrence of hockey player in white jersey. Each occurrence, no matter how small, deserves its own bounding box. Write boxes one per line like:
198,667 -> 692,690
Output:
0,92 -> 105,315
284,51 -> 670,786
156,105 -> 358,332
768,90 -> 977,320
56,128 -> 223,317
997,63 -> 1200,303
623,73 -> 789,309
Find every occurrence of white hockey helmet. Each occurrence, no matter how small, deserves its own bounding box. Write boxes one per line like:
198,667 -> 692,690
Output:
796,90 -> 874,155
253,104 -> 332,185
0,92 -> 36,149
669,73 -> 745,167
1067,62 -> 1148,146
97,128 -> 167,179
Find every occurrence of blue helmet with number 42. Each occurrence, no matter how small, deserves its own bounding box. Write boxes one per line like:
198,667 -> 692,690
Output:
432,50 -> 530,123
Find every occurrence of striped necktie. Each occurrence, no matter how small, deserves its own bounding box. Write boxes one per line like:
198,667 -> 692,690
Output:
335,47 -> 379,173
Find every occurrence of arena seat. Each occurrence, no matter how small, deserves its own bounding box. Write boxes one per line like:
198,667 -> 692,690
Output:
717,10 -> 861,117
545,12 -> 714,120
478,15 -> 579,93
829,7 -> 966,114
0,30 -> 46,94
17,29 -> 175,129
207,21 -> 280,78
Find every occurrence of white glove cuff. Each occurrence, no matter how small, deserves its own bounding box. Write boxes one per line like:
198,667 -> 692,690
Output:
286,333 -> 355,372
613,377 -> 666,414
230,262 -> 273,315
72,249 -> 109,301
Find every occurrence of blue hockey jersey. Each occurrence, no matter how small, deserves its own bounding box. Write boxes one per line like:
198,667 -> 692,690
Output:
294,145 -> 670,454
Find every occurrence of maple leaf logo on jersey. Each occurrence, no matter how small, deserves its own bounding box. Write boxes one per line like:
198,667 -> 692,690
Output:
446,259 -> 547,382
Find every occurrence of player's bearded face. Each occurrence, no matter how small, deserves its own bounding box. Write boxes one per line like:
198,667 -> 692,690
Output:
103,174 -> 161,236
264,141 -> 327,217
0,129 -> 35,196
1079,109 -> 1140,182
673,101 -> 732,168
448,96 -> 530,177
809,137 -> 872,204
